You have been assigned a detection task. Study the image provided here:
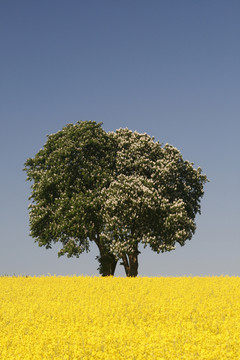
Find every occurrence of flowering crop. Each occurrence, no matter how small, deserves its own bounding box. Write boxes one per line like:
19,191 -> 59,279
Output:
1,276 -> 239,359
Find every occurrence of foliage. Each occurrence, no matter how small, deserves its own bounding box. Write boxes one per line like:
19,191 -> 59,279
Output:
100,129 -> 208,275
1,276 -> 240,359
24,121 -> 117,275
24,122 -> 208,277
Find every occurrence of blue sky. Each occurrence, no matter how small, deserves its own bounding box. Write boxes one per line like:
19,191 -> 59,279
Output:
1,0 -> 239,276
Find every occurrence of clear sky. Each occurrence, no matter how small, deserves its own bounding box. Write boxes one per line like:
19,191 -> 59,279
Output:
1,0 -> 239,276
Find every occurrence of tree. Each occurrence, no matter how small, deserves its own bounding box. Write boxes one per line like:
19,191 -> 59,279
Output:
24,122 -> 208,277
99,129 -> 208,277
24,121 -> 118,276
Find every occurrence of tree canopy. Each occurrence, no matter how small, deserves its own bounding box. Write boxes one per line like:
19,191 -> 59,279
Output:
24,121 -> 208,276
100,128 -> 208,276
24,121 -> 118,275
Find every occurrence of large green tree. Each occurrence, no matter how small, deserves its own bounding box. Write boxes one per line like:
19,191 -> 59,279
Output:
24,121 -> 118,276
100,129 -> 208,276
24,122 -> 208,277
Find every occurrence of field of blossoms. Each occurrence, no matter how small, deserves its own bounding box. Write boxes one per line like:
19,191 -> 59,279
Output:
1,276 -> 240,360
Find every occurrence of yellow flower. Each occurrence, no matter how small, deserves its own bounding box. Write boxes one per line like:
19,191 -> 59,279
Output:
0,276 -> 239,359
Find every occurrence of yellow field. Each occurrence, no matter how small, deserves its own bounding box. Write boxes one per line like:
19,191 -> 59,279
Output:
0,276 -> 239,360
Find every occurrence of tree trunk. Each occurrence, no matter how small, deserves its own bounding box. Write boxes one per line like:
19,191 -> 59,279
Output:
128,253 -> 138,277
121,251 -> 139,277
95,237 -> 118,276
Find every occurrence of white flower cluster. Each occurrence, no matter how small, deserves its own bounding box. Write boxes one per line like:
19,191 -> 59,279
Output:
101,128 -> 206,258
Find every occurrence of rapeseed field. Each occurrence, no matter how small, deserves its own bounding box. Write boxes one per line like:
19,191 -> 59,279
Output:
0,276 -> 239,359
